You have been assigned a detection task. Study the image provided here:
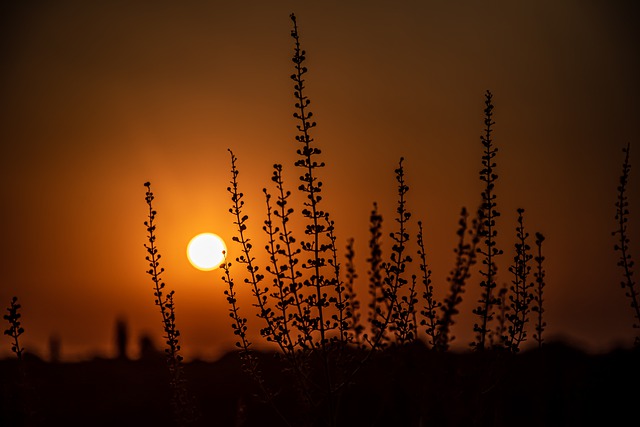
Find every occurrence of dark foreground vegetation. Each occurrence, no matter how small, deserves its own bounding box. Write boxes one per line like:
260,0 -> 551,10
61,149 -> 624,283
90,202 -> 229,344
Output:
1,342 -> 639,427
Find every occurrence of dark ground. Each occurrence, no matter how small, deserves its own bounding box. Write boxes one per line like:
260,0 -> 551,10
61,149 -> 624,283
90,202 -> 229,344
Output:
1,341 -> 639,427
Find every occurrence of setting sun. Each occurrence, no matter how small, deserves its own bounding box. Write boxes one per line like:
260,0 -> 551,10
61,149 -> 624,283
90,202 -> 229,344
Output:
186,233 -> 227,271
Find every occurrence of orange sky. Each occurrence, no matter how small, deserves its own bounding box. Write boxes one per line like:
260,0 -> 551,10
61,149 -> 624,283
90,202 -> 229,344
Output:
1,0 -> 639,361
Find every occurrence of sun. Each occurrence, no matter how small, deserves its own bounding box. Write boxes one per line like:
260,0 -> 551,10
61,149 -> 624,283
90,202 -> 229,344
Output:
187,233 -> 227,271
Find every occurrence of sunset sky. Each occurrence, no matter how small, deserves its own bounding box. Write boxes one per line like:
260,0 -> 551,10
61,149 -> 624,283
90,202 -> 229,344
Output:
1,0 -> 639,361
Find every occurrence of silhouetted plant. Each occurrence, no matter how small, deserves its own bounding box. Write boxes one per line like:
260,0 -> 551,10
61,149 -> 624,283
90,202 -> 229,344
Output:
290,12 -> 335,355
3,296 -> 24,361
221,15 -> 427,427
472,90 -> 503,351
434,208 -> 480,351
381,158 -> 413,346
221,260 -> 251,359
358,159 -> 414,350
326,218 -> 351,345
221,258 -> 291,426
226,145 -> 325,423
366,202 -> 385,344
344,238 -> 364,344
492,283 -> 509,349
418,221 -> 439,347
393,275 -> 419,345
228,144 -> 351,427
504,208 -> 534,353
224,19 -> 372,410
3,296 -> 38,424
215,12 -> 559,427
263,184 -> 297,353
532,232 -> 547,348
613,142 -> 640,346
224,153 -> 273,349
143,182 -> 197,427
270,162 -> 314,350
288,15 -> 346,422
224,153 -> 290,360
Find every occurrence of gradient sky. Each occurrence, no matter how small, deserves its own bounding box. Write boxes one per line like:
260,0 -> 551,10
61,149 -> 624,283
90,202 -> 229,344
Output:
1,0 -> 639,361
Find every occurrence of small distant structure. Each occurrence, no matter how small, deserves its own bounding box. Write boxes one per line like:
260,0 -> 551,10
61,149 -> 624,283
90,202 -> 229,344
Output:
138,333 -> 163,361
114,317 -> 129,360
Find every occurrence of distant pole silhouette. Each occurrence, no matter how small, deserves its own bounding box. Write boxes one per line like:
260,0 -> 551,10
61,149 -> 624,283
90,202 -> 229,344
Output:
115,317 -> 129,360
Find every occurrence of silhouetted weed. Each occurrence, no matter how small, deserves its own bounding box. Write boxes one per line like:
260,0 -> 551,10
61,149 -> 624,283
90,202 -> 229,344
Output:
434,208 -> 480,351
362,159 -> 414,350
472,90 -> 503,351
493,282 -> 509,349
221,14 -> 425,427
344,238 -> 364,344
418,221 -> 438,347
384,158 -> 413,346
168,10 -> 564,426
366,202 -> 385,345
613,142 -> 639,346
143,182 -> 197,427
3,296 -> 39,424
532,232 -> 547,348
217,12 -> 557,427
505,208 -> 534,353
4,296 -> 24,361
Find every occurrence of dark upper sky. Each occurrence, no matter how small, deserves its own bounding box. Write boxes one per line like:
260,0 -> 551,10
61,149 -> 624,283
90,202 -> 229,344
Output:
1,0 -> 639,360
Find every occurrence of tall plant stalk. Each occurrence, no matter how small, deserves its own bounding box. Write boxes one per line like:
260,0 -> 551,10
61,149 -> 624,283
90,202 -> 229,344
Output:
366,202 -> 385,344
505,208 -> 534,353
3,296 -> 24,361
143,182 -> 196,427
345,238 -> 364,344
613,142 -> 640,345
418,221 -> 439,347
434,208 -> 480,351
472,90 -> 503,350
532,232 -> 547,348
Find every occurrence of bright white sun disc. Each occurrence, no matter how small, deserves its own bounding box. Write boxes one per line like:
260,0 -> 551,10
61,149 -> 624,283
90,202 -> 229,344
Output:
187,233 -> 227,271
